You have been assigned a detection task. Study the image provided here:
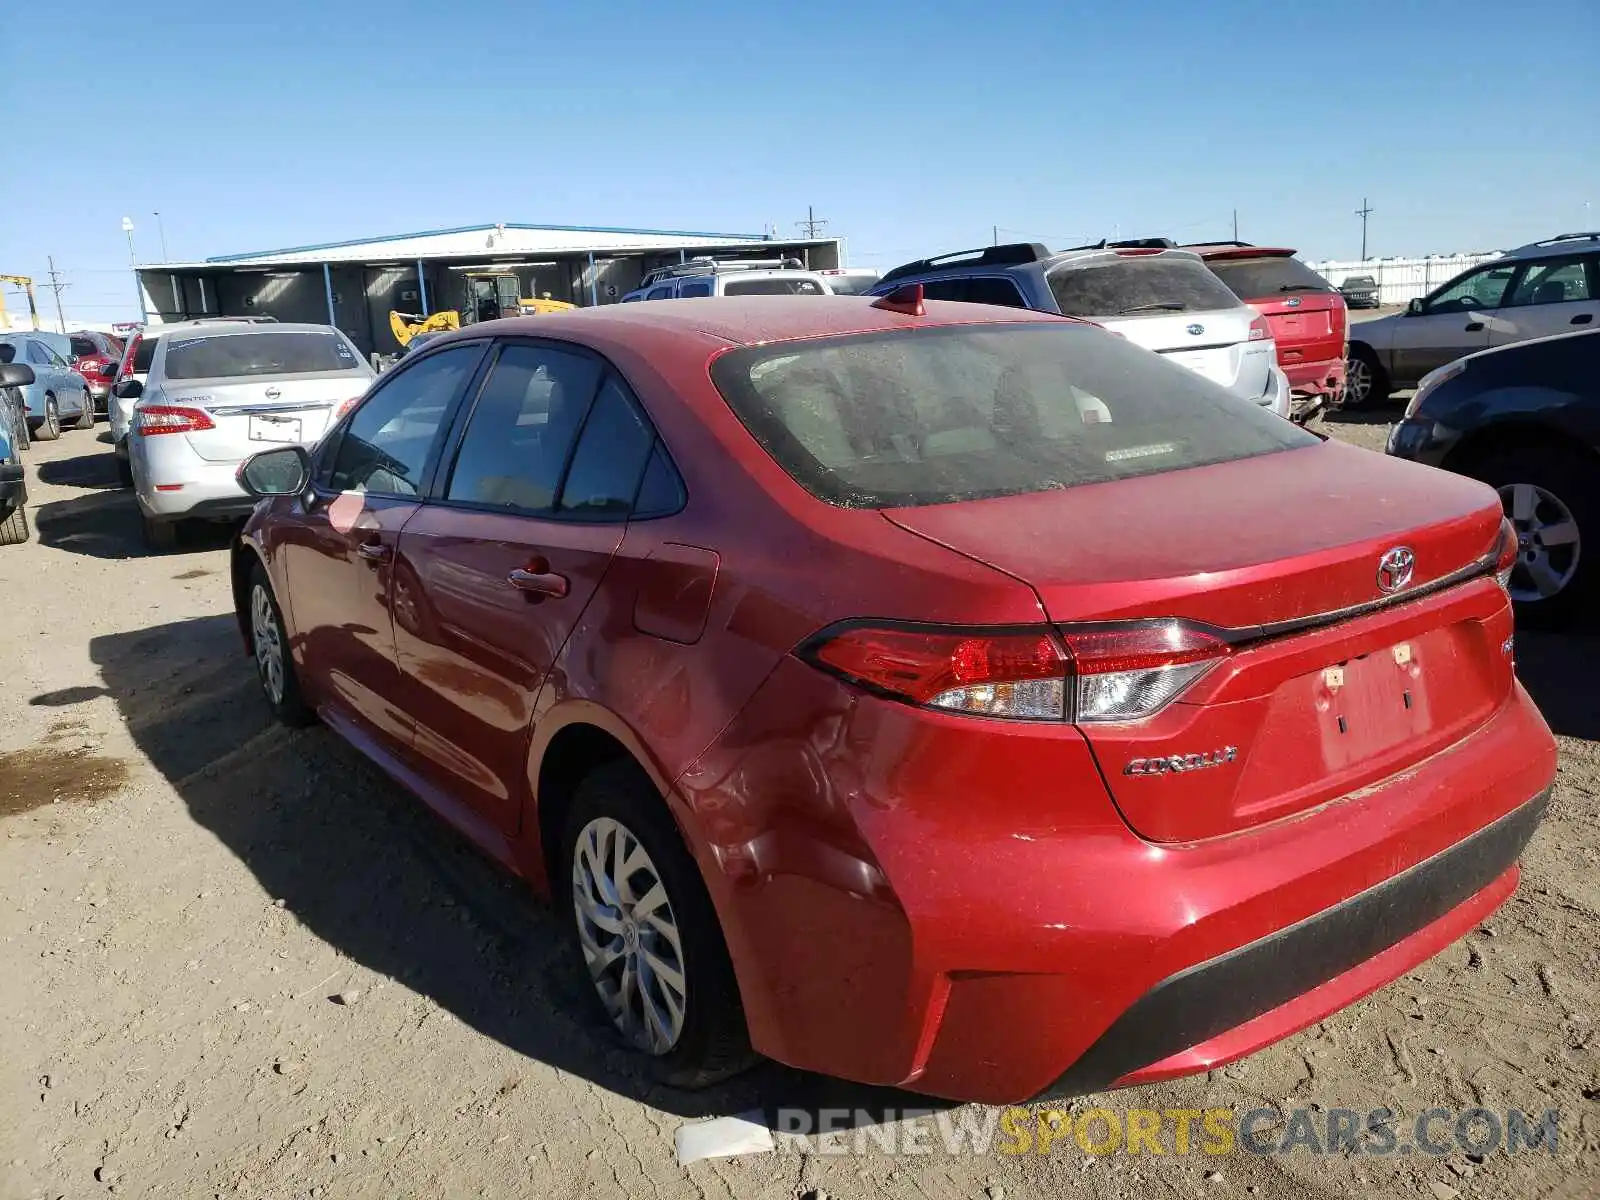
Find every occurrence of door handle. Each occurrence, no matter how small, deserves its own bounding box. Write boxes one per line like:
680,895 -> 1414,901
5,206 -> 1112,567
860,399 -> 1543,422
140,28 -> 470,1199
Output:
1572,313 -> 1594,325
355,540 -> 390,563
508,567 -> 569,598
1464,321 -> 1484,332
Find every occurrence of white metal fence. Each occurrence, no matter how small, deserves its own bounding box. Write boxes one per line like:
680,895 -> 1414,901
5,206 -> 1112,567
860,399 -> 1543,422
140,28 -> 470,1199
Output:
1306,253 -> 1503,306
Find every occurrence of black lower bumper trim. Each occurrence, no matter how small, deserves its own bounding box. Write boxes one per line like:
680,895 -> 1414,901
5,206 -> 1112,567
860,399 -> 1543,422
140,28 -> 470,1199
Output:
1038,790 -> 1548,1099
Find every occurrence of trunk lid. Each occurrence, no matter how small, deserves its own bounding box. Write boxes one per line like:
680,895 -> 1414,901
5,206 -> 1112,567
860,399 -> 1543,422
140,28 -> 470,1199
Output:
883,441 -> 1513,842
1200,250 -> 1349,372
1098,307 -> 1254,391
170,373 -> 364,462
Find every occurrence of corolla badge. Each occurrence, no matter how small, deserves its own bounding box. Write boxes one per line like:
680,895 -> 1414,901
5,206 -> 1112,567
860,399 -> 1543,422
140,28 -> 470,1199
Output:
1186,323 -> 1205,336
1124,746 -> 1238,776
1377,546 -> 1416,594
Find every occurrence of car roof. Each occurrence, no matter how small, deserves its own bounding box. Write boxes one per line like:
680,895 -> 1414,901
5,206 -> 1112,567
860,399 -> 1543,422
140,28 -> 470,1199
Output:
157,321 -> 345,343
424,295 -> 1069,351
1503,232 -> 1600,260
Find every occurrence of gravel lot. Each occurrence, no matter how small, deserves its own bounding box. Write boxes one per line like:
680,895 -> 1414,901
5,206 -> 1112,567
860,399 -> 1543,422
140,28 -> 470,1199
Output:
2,417 -> 1597,1200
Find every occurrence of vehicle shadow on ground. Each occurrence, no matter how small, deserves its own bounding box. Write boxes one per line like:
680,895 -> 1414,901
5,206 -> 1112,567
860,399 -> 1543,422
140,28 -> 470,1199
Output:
34,472 -> 237,560
1515,630 -> 1600,741
85,613 -> 943,1128
1320,405 -> 1398,429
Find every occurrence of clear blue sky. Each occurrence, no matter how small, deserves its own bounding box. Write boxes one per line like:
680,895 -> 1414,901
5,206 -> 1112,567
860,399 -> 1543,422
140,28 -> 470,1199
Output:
3,0 -> 1596,323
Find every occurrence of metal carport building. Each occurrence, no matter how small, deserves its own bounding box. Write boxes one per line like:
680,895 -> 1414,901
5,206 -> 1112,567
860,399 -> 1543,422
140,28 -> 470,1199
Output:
133,222 -> 846,357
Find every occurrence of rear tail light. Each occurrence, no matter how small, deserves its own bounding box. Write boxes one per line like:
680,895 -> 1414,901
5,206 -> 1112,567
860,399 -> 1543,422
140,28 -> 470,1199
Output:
134,405 -> 214,436
800,619 -> 1229,723
1494,517 -> 1517,591
1247,314 -> 1271,341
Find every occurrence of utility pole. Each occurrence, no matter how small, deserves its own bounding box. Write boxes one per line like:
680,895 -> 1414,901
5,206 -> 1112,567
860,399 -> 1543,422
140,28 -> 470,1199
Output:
1355,198 -> 1374,261
45,256 -> 69,333
1232,209 -> 1239,241
993,225 -> 999,246
153,211 -> 169,262
796,205 -> 828,239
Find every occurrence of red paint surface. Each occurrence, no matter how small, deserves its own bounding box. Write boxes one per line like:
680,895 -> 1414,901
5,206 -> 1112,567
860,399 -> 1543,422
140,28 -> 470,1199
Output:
239,297 -> 1558,1104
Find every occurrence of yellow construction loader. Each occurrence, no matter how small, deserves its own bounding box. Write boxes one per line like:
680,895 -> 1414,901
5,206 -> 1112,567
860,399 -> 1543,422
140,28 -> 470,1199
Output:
389,271 -> 574,347
0,275 -> 41,331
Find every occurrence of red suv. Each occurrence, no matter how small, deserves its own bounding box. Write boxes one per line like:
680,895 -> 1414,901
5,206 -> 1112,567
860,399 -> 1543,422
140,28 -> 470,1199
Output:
68,330 -> 126,414
232,294 -> 1554,1104
1189,244 -> 1348,419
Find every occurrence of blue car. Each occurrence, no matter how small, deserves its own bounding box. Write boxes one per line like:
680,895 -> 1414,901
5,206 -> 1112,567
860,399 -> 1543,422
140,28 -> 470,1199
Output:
0,362 -> 31,545
0,332 -> 93,441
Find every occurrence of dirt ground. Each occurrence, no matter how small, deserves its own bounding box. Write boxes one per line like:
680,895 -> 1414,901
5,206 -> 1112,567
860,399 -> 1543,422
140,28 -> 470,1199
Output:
2,418 -> 1597,1200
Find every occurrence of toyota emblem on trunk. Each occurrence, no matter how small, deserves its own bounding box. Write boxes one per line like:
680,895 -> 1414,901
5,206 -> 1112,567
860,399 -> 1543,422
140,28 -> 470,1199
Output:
1377,546 -> 1415,593
1186,323 -> 1205,336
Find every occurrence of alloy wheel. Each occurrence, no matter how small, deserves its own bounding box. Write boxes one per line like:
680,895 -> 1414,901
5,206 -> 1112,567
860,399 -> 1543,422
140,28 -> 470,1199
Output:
251,584 -> 286,704
1344,356 -> 1371,404
571,816 -> 688,1055
1498,482 -> 1581,603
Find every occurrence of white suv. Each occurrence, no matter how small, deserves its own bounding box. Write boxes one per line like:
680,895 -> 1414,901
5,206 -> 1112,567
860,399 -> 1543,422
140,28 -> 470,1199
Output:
123,322 -> 373,549
621,258 -> 835,302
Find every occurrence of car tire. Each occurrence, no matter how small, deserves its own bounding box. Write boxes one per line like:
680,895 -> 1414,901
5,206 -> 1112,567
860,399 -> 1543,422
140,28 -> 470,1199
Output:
1343,345 -> 1389,407
141,514 -> 179,552
1469,442 -> 1598,630
33,396 -> 61,441
74,389 -> 94,430
246,560 -> 315,725
13,406 -> 29,451
0,503 -> 28,546
561,760 -> 755,1090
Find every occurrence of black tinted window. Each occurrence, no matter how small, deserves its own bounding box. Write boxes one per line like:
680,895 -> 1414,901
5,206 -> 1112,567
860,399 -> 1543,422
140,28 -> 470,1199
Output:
962,278 -> 1028,307
132,336 -> 160,372
710,323 -> 1313,508
70,336 -> 98,357
445,344 -> 601,513
680,280 -> 713,297
634,444 -> 685,516
920,280 -> 966,302
722,277 -> 827,296
557,376 -> 655,516
164,330 -> 363,379
1204,256 -> 1333,301
330,344 -> 478,495
1047,256 -> 1240,316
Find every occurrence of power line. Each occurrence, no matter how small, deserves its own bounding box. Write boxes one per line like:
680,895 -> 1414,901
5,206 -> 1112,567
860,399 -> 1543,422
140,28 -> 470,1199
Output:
1355,198 -> 1375,261
45,257 -> 70,334
796,205 -> 828,239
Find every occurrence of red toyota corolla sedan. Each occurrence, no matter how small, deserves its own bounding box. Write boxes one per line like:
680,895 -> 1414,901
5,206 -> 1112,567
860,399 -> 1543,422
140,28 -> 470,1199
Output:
231,292 -> 1556,1104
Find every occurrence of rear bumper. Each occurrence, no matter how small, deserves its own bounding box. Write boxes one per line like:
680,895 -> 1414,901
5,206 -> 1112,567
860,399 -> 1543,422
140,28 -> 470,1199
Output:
1283,355 -> 1346,400
1037,788 -> 1545,1097
133,440 -> 255,521
676,659 -> 1557,1105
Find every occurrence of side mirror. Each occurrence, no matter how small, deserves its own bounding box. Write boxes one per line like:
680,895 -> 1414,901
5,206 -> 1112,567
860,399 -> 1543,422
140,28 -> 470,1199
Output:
1406,298 -> 1424,316
0,364 -> 36,388
112,378 -> 143,399
238,445 -> 311,497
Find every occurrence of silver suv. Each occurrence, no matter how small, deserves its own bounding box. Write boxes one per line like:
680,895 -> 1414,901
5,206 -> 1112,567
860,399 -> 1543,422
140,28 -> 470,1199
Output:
622,258 -> 834,302
867,242 -> 1289,416
1346,232 -> 1600,405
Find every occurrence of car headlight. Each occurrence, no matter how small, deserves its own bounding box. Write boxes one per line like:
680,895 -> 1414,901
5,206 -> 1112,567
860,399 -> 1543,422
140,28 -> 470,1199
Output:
1405,358 -> 1467,418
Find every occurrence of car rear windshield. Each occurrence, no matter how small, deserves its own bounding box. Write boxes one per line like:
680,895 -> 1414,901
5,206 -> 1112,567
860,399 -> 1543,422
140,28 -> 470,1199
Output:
722,277 -> 828,296
70,336 -> 100,357
1047,255 -> 1240,317
1205,255 -> 1334,301
162,330 -> 362,380
822,275 -> 878,296
709,322 -> 1314,508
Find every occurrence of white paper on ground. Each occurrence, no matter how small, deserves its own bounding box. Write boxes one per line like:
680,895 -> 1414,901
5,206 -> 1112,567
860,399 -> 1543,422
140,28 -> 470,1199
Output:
674,1112 -> 777,1165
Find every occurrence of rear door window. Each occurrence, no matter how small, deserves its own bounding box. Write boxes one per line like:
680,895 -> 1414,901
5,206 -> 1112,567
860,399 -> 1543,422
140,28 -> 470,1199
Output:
1503,256 -> 1592,307
70,336 -> 99,357
1204,256 -> 1334,301
132,336 -> 160,372
709,322 -> 1313,508
1047,256 -> 1240,316
556,375 -> 656,517
722,277 -> 827,296
164,330 -> 362,379
679,280 -> 713,297
443,343 -> 603,513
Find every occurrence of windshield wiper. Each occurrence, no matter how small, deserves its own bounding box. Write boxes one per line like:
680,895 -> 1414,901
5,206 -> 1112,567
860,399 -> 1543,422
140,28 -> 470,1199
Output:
1116,302 -> 1185,313
1278,284 -> 1326,292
